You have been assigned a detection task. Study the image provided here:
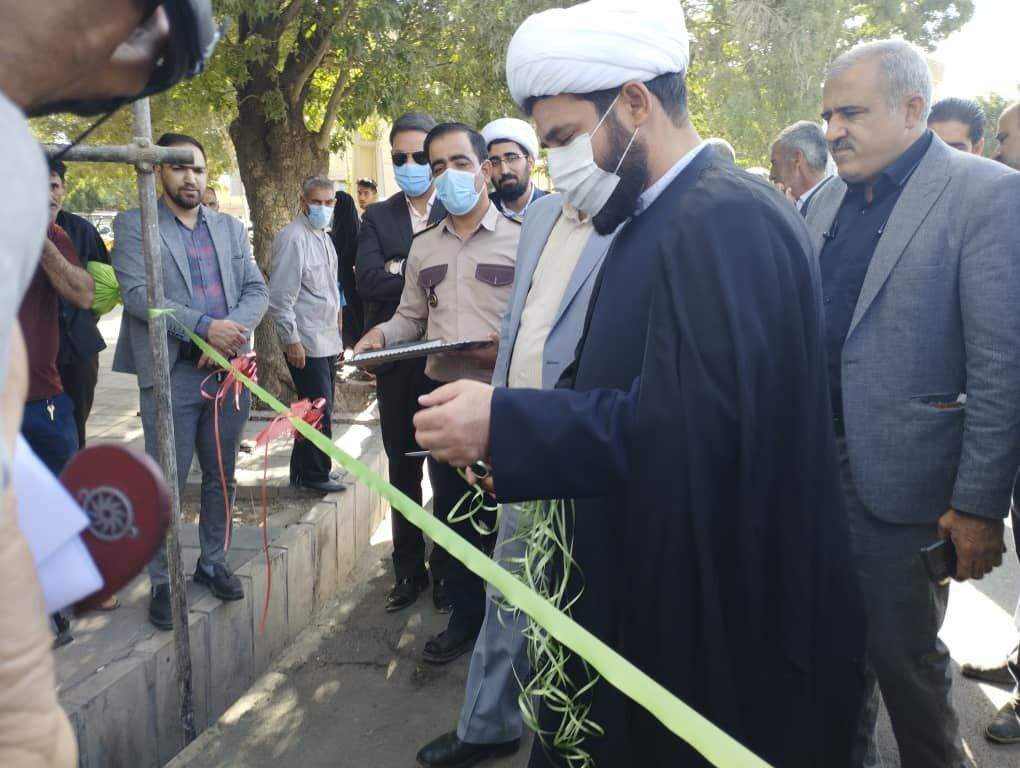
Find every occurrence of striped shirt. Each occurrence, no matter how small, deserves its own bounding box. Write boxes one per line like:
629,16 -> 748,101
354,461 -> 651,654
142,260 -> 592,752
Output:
175,209 -> 227,337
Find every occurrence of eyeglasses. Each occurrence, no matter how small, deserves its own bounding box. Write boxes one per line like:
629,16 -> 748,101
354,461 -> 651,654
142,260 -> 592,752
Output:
488,152 -> 526,168
391,151 -> 429,166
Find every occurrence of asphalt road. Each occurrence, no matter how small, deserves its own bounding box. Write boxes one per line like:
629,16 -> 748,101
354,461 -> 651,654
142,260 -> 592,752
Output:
172,513 -> 1020,768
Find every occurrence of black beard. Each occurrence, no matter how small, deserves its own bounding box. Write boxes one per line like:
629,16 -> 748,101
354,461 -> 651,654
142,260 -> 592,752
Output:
166,186 -> 201,211
496,178 -> 529,202
591,115 -> 649,236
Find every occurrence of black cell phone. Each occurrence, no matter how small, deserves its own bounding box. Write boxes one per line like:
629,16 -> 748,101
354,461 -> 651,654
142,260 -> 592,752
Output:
920,539 -> 958,584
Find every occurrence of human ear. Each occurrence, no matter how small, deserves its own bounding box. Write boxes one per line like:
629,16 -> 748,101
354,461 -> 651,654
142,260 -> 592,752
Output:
619,80 -> 653,129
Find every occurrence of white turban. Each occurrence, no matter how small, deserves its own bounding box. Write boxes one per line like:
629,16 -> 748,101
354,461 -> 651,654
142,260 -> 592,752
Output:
481,118 -> 540,158
506,0 -> 690,107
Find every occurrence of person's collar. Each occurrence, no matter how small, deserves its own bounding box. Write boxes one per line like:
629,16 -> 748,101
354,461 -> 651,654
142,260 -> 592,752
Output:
407,189 -> 436,216
796,175 -> 830,209
635,141 -> 707,216
172,203 -> 204,229
442,200 -> 500,236
849,130 -> 933,197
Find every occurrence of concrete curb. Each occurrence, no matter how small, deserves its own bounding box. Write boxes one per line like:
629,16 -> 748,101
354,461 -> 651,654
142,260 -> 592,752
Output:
59,436 -> 389,767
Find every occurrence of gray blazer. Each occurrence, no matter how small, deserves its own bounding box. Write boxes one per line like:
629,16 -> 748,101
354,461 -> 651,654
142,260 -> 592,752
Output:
805,136 -> 1020,523
112,200 -> 268,388
493,193 -> 614,388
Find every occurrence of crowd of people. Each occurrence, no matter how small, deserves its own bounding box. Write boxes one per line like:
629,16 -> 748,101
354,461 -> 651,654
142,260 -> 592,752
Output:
2,1 -> 1020,767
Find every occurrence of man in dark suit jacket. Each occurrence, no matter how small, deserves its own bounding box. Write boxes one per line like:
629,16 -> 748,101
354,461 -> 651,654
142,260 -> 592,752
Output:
330,189 -> 362,349
355,112 -> 448,612
48,159 -> 108,448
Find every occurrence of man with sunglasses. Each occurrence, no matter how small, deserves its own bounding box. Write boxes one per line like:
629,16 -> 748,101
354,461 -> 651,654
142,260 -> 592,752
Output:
355,113 -> 449,614
481,118 -> 547,222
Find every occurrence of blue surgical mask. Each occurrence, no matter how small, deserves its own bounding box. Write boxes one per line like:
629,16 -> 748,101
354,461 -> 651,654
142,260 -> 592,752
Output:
435,168 -> 482,215
394,163 -> 433,197
307,204 -> 331,229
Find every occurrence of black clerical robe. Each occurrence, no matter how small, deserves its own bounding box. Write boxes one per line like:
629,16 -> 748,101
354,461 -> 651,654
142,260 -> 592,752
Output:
489,149 -> 866,767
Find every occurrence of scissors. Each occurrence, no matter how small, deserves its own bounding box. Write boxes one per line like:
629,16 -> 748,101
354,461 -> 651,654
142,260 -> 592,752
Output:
405,450 -> 490,480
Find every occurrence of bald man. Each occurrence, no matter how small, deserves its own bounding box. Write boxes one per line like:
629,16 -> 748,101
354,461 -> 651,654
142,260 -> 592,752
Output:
993,102 -> 1020,171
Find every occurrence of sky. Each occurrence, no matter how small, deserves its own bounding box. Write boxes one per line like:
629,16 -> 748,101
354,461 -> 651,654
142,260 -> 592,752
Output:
933,0 -> 1020,100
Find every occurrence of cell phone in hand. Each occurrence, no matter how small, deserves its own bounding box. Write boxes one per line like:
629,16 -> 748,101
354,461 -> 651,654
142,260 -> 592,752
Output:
920,539 -> 958,585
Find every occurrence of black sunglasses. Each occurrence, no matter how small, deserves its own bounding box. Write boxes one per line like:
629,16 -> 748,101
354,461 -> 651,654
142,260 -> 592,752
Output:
391,150 -> 429,167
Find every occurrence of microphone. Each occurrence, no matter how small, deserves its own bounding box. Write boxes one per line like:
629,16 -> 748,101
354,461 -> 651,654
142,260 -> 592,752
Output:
823,220 -> 839,240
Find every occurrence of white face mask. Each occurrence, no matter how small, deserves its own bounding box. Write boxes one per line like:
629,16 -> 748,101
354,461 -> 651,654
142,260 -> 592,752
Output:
546,96 -> 640,218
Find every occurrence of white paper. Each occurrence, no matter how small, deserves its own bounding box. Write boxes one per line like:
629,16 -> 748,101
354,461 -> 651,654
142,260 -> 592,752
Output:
13,436 -> 103,612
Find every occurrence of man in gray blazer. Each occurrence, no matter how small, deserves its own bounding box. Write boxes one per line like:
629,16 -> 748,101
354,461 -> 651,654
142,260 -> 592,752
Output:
112,133 -> 268,630
416,192 -> 616,768
808,41 -> 1020,767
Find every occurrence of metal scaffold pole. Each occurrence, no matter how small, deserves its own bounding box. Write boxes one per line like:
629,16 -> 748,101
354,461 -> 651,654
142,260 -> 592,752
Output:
43,97 -> 197,743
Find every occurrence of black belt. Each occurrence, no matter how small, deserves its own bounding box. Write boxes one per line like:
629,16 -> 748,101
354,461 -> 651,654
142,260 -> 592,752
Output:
179,341 -> 202,362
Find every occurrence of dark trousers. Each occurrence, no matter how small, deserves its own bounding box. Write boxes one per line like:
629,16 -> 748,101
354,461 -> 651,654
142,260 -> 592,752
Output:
58,352 -> 99,448
287,354 -> 336,484
341,301 -> 364,350
376,357 -> 449,582
21,393 -> 79,476
424,377 -> 497,637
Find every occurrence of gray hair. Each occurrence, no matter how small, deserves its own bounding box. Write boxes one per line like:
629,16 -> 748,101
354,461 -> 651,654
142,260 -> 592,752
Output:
771,121 -> 829,171
301,175 -> 334,197
827,40 -> 932,121
705,137 -> 736,163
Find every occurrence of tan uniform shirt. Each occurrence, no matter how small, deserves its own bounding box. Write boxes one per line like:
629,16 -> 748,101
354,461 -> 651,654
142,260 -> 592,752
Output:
508,205 -> 591,389
377,202 -> 520,383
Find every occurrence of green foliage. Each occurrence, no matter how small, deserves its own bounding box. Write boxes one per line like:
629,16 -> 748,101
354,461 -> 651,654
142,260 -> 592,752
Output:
686,0 -> 974,166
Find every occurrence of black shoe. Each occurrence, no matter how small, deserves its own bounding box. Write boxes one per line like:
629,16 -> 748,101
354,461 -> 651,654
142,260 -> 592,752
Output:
194,562 -> 244,601
148,584 -> 173,630
962,659 -> 1016,687
985,697 -> 1020,744
52,611 -> 74,648
296,477 -> 347,494
423,628 -> 476,665
416,730 -> 519,768
387,576 -> 427,613
433,578 -> 453,614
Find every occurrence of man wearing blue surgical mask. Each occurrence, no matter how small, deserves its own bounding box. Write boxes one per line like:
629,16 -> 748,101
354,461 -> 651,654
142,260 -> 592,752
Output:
355,123 -> 521,665
355,112 -> 451,614
268,175 -> 345,494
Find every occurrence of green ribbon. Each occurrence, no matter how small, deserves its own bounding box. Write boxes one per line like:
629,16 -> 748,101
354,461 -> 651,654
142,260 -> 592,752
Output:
152,309 -> 771,768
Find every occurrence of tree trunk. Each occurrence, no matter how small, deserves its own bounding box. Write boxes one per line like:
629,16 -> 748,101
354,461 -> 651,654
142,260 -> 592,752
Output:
230,94 -> 330,405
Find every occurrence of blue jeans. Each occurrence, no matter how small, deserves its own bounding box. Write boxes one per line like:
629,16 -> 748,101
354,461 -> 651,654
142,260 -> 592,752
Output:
21,393 -> 78,476
140,360 -> 250,586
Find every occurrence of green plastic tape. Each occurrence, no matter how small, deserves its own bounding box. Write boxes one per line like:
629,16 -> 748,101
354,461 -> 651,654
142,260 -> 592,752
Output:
153,310 -> 771,768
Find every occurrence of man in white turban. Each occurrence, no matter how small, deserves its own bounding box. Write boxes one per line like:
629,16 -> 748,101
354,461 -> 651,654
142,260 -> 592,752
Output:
480,117 -> 548,221
414,1 -> 867,766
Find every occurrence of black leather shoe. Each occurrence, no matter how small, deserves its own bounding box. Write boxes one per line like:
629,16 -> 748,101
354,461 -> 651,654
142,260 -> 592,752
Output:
194,562 -> 244,601
423,627 -> 476,665
148,584 -> 173,630
387,576 -> 427,613
298,477 -> 347,494
433,578 -> 453,613
52,611 -> 74,647
962,659 -> 1015,687
416,730 -> 519,768
986,697 -> 1020,743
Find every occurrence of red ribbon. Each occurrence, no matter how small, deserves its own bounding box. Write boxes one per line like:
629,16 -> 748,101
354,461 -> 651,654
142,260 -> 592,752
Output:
200,352 -> 258,553
251,396 -> 329,633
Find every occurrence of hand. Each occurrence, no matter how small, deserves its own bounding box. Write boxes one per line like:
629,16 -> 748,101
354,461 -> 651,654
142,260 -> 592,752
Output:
450,333 -> 499,368
196,353 -> 219,369
353,327 -> 386,355
207,319 -> 248,357
937,508 -> 1004,581
413,380 -> 494,466
286,342 -> 306,370
465,464 -> 496,495
383,259 -> 401,276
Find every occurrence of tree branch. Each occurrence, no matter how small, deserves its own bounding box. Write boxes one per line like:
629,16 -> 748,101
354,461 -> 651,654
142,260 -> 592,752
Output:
273,0 -> 306,41
316,68 -> 355,149
282,0 -> 358,110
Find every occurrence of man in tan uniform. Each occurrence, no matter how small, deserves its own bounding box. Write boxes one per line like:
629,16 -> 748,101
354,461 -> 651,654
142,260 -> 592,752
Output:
355,122 -> 520,665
